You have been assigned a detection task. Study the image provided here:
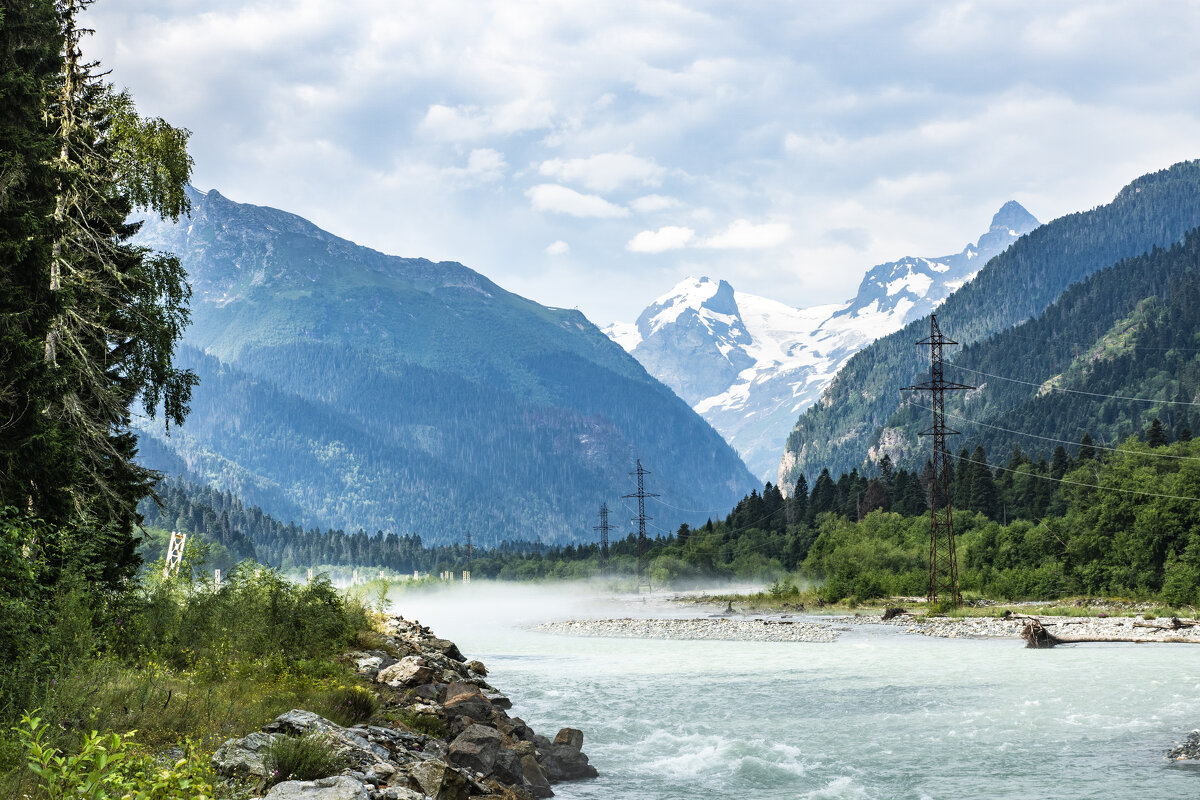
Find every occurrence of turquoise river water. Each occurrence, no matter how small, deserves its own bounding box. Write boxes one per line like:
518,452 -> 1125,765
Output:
389,585 -> 1200,799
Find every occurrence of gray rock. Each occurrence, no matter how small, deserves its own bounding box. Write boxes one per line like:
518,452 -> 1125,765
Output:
426,638 -> 465,662
553,728 -> 583,750
212,731 -> 279,779
265,710 -> 339,736
465,660 -> 487,676
538,744 -> 598,782
1168,730 -> 1200,760
377,656 -> 435,688
410,759 -> 472,800
447,724 -> 501,775
491,747 -> 525,787
264,775 -> 368,799
442,683 -> 492,722
520,753 -> 553,798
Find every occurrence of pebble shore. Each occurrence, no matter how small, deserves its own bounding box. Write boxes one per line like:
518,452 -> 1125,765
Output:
538,611 -> 1200,644
536,617 -> 839,643
841,612 -> 1200,642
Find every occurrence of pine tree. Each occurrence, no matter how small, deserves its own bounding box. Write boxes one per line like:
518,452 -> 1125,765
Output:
953,447 -> 973,511
1145,417 -> 1168,447
808,468 -> 837,520
790,474 -> 809,523
1078,432 -> 1096,461
969,446 -> 999,519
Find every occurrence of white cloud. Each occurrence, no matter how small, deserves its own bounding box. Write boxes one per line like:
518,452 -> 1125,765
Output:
525,184 -> 629,218
419,99 -> 556,141
626,226 -> 695,253
546,240 -> 570,255
699,220 -> 791,249
440,148 -> 507,183
631,194 -> 681,213
538,153 -> 666,193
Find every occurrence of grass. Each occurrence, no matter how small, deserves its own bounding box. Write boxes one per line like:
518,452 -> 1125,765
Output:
0,563 -> 374,799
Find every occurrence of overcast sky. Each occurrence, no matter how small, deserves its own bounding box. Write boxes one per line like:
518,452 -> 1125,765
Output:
85,1 -> 1200,326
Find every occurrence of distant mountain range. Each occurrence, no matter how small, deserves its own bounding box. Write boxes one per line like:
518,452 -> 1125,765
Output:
780,159 -> 1200,485
604,202 -> 1039,479
133,188 -> 757,545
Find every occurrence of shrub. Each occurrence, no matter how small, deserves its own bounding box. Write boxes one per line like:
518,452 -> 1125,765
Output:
324,686 -> 378,726
14,712 -> 213,799
264,733 -> 349,787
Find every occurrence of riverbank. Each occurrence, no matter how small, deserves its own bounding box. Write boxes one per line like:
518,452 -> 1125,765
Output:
212,613 -> 598,799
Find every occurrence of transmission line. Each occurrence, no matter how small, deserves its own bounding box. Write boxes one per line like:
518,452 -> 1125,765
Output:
911,403 -> 1200,462
948,451 -> 1200,503
594,503 -> 610,576
622,459 -> 659,593
944,363 -> 1200,406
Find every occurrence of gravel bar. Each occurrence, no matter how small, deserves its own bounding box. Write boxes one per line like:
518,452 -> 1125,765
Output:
536,617 -> 838,643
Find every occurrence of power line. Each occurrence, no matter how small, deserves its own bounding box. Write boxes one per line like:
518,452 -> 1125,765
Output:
912,402 -> 1200,462
622,459 -> 659,593
944,362 -> 1200,406
949,451 -> 1200,503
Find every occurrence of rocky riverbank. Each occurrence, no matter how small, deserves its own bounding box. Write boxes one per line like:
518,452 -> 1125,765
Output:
536,617 -> 838,642
211,614 -> 596,799
839,611 -> 1200,642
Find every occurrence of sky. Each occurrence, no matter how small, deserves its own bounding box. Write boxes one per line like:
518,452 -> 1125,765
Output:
84,1 -> 1200,326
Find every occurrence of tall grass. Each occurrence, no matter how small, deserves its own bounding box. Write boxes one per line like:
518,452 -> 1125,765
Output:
0,557 -> 372,796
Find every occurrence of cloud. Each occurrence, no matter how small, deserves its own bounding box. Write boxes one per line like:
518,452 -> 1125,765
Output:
699,220 -> 791,249
525,184 -> 629,218
419,99 -> 556,141
538,153 -> 666,193
626,226 -> 695,253
546,240 -> 570,255
439,148 -> 507,183
631,194 -> 681,213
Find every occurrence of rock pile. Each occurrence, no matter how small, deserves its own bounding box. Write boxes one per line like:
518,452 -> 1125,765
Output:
1167,730 -> 1200,761
212,615 -> 596,799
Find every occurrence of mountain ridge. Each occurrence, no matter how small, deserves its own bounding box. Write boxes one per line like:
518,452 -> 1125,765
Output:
604,201 -> 1039,479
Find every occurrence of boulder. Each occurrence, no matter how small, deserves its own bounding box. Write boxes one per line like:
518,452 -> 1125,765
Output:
520,753 -> 554,798
264,710 -> 338,736
538,744 -> 598,782
491,747 -> 525,787
377,656 -> 435,687
354,654 -> 384,678
410,759 -> 472,800
447,724 -> 501,775
263,775 -> 368,800
427,638 -> 466,662
465,660 -> 488,676
553,728 -> 584,750
211,731 -> 278,779
482,690 -> 512,709
410,683 -> 442,701
442,683 -> 493,722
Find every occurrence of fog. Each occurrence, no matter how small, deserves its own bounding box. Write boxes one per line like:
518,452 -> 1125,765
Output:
376,579 -> 768,653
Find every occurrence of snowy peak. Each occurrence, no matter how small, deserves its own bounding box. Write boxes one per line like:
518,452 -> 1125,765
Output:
835,201 -> 1039,326
605,201 -> 1041,481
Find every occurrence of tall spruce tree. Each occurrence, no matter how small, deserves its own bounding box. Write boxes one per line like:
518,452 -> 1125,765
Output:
1,1 -> 195,586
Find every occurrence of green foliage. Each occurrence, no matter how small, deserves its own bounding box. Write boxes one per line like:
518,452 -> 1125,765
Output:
15,712 -> 213,800
391,710 -> 446,739
323,686 -> 378,727
263,733 -> 349,788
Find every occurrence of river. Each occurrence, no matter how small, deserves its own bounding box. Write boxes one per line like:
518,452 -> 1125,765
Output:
388,583 -> 1200,799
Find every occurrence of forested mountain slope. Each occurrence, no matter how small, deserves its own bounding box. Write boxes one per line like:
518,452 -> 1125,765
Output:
780,160 -> 1200,484
882,228 -> 1200,467
134,189 -> 757,544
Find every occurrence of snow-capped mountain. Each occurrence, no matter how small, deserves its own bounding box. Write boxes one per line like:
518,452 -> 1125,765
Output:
604,202 -> 1040,480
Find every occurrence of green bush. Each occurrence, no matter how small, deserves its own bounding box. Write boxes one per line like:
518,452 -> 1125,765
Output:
324,686 -> 378,727
14,712 -> 213,799
264,733 -> 349,787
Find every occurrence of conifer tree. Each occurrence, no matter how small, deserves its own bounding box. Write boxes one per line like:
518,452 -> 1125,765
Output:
1145,417 -> 1168,447
968,446 -> 998,519
1078,432 -> 1096,461
790,474 -> 808,524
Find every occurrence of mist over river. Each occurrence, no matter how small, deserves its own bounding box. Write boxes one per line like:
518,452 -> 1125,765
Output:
387,584 -> 1200,799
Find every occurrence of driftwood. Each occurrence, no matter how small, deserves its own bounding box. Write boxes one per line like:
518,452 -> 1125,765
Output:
882,606 -> 906,621
1021,616 -> 1200,648
1133,617 -> 1200,631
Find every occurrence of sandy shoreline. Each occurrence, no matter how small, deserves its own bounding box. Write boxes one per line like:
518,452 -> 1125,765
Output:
537,610 -> 1200,645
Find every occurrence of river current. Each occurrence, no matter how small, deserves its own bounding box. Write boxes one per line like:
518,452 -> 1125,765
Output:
388,584 -> 1200,799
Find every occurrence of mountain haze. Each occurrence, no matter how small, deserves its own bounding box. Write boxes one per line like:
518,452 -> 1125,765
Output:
134,188 -> 757,544
605,202 -> 1038,479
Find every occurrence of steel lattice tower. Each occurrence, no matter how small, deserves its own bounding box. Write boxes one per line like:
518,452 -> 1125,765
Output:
466,530 -> 472,574
595,503 -> 610,575
903,315 -> 974,606
623,459 -> 659,593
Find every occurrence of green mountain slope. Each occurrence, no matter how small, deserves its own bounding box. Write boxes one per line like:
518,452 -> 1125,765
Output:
781,159 -> 1200,483
135,189 -> 757,544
